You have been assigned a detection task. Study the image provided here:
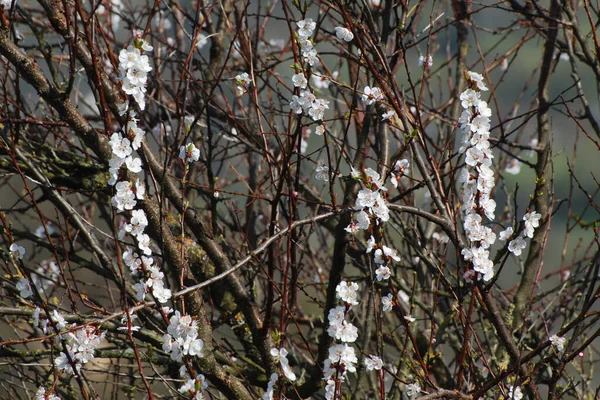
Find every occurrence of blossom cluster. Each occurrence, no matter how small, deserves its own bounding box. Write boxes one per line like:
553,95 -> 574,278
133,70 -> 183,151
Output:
289,19 -> 330,122
360,84 -> 397,122
32,308 -> 104,375
458,71 -> 497,282
118,32 -> 153,110
322,281 -> 362,399
115,35 -> 209,393
345,168 -> 390,234
499,211 -> 541,257
162,311 -> 204,361
13,251 -> 61,300
111,37 -> 173,307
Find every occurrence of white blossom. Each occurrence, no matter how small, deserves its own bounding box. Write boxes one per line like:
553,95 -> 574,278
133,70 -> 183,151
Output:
10,243 -> 26,259
364,355 -> 383,370
16,278 -> 33,298
499,227 -> 514,241
270,347 -> 296,381
508,236 -> 527,256
179,143 -> 200,164
375,265 -> 391,281
315,163 -> 329,181
335,26 -> 354,42
549,334 -> 567,352
418,54 -> 433,67
406,382 -> 421,397
507,386 -> 523,400
292,73 -> 307,89
505,159 -> 522,175
361,86 -> 384,105
523,211 -> 541,238
336,281 -> 359,306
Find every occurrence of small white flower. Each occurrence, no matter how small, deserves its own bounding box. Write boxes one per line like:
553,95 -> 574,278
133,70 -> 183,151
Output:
196,33 -> 209,49
432,231 -> 449,243
381,109 -> 395,121
499,227 -> 513,241
549,334 -> 567,352
364,355 -> 383,370
505,159 -> 521,175
336,281 -> 359,306
297,18 -> 316,39
507,385 -> 523,400
292,73 -> 307,89
418,54 -> 433,67
315,163 -> 330,181
270,347 -> 296,381
10,243 -> 26,259
355,210 -> 371,230
361,86 -> 384,105
334,26 -> 354,42
236,72 -> 252,87
125,156 -> 143,173
16,278 -> 33,298
465,147 -> 484,166
315,125 -> 325,136
523,211 -> 541,238
179,143 -> 200,164
508,236 -> 527,256
406,382 -> 421,397
381,293 -> 393,311
375,265 -> 391,281
366,236 -> 376,253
